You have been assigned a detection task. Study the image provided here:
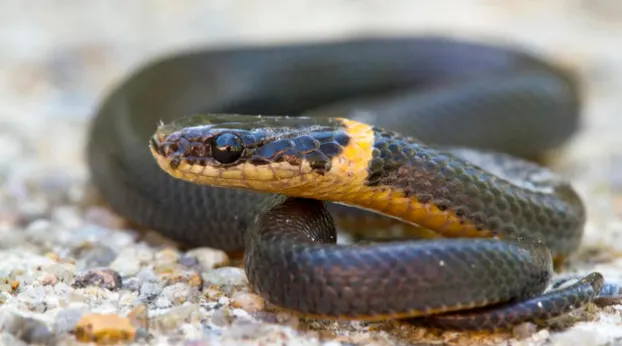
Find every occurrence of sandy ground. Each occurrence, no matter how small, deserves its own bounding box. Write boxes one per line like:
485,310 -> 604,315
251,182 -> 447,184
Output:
1,1 -> 622,345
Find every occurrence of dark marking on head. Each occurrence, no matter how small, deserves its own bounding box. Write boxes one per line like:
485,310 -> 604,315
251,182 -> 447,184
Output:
234,124 -> 349,174
170,157 -> 181,169
152,114 -> 350,174
306,151 -> 332,174
149,137 -> 161,155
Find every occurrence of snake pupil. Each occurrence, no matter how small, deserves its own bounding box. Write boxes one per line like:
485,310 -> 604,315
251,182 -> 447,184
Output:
212,133 -> 244,164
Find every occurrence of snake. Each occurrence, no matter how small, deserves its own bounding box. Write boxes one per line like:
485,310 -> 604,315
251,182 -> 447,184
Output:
86,36 -> 615,330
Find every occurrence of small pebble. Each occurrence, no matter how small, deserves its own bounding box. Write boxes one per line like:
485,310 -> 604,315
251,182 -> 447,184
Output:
17,286 -> 47,313
1,311 -> 55,345
127,304 -> 149,330
150,304 -> 201,333
162,270 -> 203,289
185,248 -> 229,270
136,268 -> 159,284
155,248 -> 180,265
37,170 -> 76,205
252,311 -> 298,329
19,207 -> 49,229
212,308 -> 234,327
204,286 -> 224,301
134,327 -> 150,342
0,228 -> 26,249
53,306 -> 88,334
228,319 -> 269,339
139,282 -> 162,303
84,207 -> 127,229
72,268 -> 122,291
109,257 -> 142,278
161,283 -> 192,305
179,323 -> 203,340
122,277 -> 141,292
276,311 -> 299,329
53,282 -> 73,296
74,313 -> 136,344
202,267 -> 247,286
14,272 -> 34,287
75,245 -> 117,270
178,255 -> 200,268
118,291 -> 137,309
50,206 -> 82,229
24,219 -> 54,242
230,291 -> 265,313
512,322 -> 538,339
0,277 -> 13,292
70,225 -> 131,248
109,247 -> 153,277
39,273 -> 57,286
43,263 -> 75,284
155,295 -> 172,309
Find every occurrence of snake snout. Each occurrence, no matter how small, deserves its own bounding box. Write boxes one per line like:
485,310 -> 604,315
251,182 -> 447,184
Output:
149,133 -> 188,169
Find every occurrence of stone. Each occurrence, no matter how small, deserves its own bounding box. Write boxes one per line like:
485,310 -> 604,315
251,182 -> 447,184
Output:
53,306 -> 88,335
74,313 -> 136,344
75,245 -> 117,270
139,282 -> 162,304
0,310 -> 55,345
185,248 -> 229,270
230,291 -> 265,313
72,268 -> 122,291
201,267 -> 247,287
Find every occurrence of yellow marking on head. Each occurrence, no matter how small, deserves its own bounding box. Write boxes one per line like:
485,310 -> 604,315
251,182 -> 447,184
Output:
150,118 -> 490,239
331,117 -> 376,185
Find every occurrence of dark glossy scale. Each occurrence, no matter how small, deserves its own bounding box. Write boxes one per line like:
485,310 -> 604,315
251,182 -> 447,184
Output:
368,128 -> 585,256
86,37 -> 615,329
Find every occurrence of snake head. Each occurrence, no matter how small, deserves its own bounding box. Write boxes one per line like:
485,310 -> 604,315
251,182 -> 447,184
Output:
149,114 -> 374,196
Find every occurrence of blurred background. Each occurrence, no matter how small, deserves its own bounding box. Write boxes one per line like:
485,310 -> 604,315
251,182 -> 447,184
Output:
1,0 -> 621,172
1,1 -> 622,345
4,0 -> 622,222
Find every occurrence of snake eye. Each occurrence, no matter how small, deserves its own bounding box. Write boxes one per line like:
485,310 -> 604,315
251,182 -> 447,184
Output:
211,133 -> 244,164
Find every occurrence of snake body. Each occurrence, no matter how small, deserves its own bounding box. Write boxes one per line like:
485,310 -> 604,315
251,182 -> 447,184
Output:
87,37 -> 607,329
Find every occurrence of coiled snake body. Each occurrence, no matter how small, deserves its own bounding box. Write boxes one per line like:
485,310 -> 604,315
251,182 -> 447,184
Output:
87,37 -> 612,330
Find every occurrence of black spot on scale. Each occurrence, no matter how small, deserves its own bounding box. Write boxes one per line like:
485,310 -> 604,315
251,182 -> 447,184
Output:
149,137 -> 161,155
306,151 -> 331,174
170,157 -> 181,169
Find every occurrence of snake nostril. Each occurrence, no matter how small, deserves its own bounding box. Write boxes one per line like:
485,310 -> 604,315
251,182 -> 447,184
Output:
149,136 -> 163,155
150,135 -> 182,157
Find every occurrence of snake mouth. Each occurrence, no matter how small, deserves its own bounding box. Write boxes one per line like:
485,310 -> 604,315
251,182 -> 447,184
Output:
148,114 -> 366,192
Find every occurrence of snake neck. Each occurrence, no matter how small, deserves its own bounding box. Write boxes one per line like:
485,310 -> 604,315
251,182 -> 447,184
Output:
357,126 -> 585,250
325,125 -> 491,238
